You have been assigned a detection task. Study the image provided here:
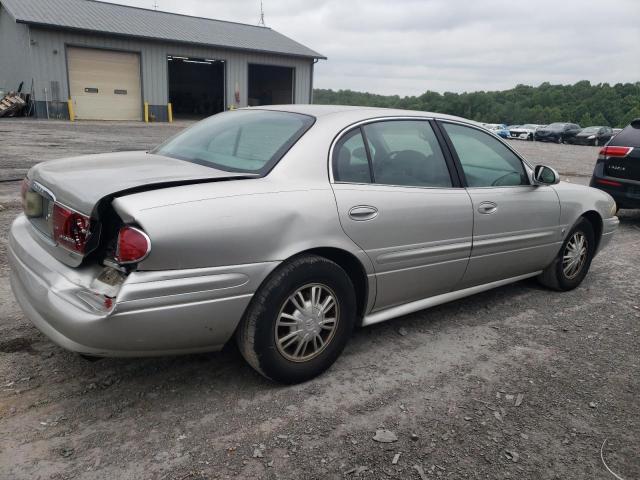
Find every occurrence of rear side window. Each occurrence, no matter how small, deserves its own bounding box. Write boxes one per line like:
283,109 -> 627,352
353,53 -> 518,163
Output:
333,129 -> 372,183
153,110 -> 314,174
362,120 -> 452,188
442,122 -> 529,187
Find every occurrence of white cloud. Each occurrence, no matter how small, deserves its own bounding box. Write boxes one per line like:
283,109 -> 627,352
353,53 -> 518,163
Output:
104,0 -> 640,95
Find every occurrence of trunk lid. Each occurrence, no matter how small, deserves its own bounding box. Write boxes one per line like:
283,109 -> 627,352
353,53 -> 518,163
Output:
24,151 -> 257,267
29,151 -> 253,215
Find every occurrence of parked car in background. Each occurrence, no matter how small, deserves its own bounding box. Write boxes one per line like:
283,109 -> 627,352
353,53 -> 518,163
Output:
590,118 -> 640,210
485,124 -> 511,138
509,124 -> 539,141
612,128 -> 623,136
9,106 -> 619,383
572,126 -> 613,146
535,123 -> 582,143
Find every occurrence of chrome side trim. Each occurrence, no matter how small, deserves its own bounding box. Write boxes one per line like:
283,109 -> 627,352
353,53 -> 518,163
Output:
376,240 -> 472,265
362,271 -> 542,326
472,230 -> 556,249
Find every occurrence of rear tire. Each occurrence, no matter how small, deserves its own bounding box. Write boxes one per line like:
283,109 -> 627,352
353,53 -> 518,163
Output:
236,255 -> 356,384
538,218 -> 596,291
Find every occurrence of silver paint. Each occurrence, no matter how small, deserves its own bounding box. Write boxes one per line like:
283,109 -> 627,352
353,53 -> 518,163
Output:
9,105 -> 619,357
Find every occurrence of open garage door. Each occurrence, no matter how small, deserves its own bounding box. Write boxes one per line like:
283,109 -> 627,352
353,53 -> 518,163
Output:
67,47 -> 142,121
168,56 -> 225,119
248,64 -> 294,106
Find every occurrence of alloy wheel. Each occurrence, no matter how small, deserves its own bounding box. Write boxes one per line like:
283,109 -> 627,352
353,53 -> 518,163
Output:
562,232 -> 588,279
275,283 -> 339,362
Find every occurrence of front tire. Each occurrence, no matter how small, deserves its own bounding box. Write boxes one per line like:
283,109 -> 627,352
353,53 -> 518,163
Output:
538,218 -> 596,291
236,255 -> 356,384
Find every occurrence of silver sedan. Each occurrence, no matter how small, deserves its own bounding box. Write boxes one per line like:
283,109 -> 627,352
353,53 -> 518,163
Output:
9,105 -> 619,383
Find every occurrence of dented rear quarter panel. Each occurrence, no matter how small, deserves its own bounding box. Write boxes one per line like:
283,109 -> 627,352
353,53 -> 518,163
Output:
111,121 -> 375,274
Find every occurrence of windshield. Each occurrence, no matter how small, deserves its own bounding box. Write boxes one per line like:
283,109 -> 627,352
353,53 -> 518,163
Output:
582,127 -> 601,133
523,124 -> 538,129
547,123 -> 566,130
153,110 -> 315,174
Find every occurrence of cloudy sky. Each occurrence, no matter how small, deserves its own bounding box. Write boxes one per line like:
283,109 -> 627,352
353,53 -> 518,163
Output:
105,0 -> 639,96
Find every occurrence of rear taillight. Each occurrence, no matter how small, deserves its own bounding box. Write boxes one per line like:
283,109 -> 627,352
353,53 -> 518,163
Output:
599,146 -> 633,158
52,204 -> 91,254
115,226 -> 151,264
595,178 -> 623,187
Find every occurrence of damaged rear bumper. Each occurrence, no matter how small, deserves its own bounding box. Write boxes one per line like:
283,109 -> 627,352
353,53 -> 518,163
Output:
8,214 -> 279,357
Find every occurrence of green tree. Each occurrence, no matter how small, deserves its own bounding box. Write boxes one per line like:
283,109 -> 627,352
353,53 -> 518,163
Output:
313,81 -> 640,127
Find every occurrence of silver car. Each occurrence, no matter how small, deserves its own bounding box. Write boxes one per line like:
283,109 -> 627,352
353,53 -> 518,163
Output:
9,105 -> 619,383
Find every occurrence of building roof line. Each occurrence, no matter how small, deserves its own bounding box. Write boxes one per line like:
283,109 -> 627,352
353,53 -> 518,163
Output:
81,0 -> 275,32
18,20 -> 328,60
1,0 -> 326,60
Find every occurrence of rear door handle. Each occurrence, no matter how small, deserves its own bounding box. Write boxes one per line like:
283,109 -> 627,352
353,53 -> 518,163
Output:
349,205 -> 378,221
478,202 -> 498,215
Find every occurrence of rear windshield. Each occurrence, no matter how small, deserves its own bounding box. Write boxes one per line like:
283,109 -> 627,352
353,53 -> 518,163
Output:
610,123 -> 640,147
153,110 -> 315,174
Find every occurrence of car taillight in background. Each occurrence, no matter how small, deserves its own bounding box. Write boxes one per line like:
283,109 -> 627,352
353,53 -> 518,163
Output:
52,204 -> 91,254
115,226 -> 151,264
599,146 -> 633,158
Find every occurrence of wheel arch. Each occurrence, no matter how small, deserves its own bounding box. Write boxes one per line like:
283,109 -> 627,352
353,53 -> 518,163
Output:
581,210 -> 603,251
297,247 -> 370,321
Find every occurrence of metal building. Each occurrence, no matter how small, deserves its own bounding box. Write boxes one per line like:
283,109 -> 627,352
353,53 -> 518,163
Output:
0,0 -> 325,121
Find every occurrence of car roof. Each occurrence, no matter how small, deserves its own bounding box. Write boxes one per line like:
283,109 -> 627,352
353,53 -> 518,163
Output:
245,104 -> 475,124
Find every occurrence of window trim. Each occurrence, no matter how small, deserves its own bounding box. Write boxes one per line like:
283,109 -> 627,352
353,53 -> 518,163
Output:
435,119 -> 535,189
329,116 -> 463,189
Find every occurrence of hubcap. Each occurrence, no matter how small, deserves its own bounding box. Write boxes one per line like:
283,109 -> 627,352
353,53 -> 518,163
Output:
275,283 -> 339,362
562,232 -> 588,279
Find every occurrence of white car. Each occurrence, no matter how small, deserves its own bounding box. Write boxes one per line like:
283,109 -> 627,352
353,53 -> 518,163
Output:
509,124 -> 540,141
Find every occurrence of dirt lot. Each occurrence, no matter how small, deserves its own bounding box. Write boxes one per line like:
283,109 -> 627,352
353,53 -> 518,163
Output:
0,119 -> 638,480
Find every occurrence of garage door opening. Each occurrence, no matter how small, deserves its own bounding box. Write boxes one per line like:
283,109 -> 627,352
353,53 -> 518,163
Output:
168,56 -> 225,119
248,64 -> 294,106
67,47 -> 142,121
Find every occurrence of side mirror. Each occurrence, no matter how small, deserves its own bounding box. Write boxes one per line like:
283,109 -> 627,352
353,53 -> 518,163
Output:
534,165 -> 560,185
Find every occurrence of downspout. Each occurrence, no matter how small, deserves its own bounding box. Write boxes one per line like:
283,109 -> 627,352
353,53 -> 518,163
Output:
309,58 -> 319,104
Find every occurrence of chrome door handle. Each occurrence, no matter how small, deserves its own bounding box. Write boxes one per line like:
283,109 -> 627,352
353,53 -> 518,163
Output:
348,205 -> 378,221
477,202 -> 498,215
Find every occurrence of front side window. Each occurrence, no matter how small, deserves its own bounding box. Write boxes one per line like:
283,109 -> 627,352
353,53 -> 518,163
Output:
153,110 -> 314,174
442,122 -> 529,187
362,120 -> 452,188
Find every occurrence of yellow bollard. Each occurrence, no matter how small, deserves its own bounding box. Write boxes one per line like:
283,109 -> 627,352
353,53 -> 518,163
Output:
144,102 -> 149,123
167,103 -> 173,123
67,99 -> 75,122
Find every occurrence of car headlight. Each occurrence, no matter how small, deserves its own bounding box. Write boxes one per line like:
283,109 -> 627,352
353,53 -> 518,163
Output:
588,135 -> 596,139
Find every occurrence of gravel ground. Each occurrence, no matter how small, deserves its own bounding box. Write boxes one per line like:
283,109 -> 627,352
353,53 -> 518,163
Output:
0,119 -> 638,480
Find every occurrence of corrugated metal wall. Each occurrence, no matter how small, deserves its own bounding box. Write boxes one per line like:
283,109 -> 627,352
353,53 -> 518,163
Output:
27,26 -> 313,113
0,6 -> 32,93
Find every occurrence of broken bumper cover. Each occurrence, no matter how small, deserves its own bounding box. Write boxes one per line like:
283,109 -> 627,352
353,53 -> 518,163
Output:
8,214 -> 279,357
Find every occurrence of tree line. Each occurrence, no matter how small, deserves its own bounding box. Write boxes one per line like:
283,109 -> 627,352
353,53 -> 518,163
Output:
313,81 -> 640,128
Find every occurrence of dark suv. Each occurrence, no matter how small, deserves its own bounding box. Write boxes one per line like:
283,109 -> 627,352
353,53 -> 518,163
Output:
590,119 -> 640,209
534,123 -> 582,143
